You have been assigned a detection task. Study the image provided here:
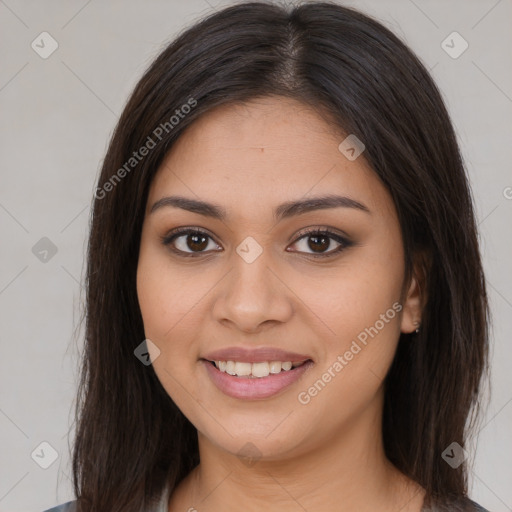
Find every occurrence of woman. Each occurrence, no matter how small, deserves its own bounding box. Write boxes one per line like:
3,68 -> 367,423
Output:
45,1 -> 490,511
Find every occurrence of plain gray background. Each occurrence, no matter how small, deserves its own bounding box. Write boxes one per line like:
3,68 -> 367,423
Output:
0,0 -> 511,511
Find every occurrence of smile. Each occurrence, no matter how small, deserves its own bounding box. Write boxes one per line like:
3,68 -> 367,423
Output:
201,358 -> 314,399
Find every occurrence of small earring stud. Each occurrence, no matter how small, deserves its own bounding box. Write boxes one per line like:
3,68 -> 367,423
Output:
414,321 -> 421,334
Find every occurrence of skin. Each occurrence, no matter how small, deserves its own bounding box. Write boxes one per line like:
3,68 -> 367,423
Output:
136,95 -> 425,512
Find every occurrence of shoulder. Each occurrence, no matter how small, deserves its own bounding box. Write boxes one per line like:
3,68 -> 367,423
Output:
470,500 -> 490,512
424,497 -> 491,511
42,500 -> 77,512
41,484 -> 169,512
458,498 -> 491,511
41,492 -> 169,512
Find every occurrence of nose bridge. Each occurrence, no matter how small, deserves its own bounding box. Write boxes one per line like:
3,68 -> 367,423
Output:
213,237 -> 293,331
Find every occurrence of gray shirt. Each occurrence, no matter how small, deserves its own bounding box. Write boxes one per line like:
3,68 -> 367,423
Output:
43,483 -> 171,512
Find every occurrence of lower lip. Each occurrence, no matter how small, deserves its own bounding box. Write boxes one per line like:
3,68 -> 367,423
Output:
201,359 -> 314,400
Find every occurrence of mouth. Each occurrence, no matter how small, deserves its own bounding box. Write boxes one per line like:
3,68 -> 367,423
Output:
200,357 -> 314,399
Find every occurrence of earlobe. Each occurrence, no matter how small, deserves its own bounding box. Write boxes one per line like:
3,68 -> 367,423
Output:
400,251 -> 430,334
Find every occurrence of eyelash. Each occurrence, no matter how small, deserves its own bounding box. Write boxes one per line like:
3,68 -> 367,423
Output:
160,226 -> 353,259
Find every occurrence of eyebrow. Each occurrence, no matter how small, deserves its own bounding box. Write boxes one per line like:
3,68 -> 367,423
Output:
149,194 -> 371,221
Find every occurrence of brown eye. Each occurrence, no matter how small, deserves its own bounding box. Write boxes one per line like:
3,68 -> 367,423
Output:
288,229 -> 353,258
183,232 -> 209,252
305,233 -> 331,253
162,228 -> 220,256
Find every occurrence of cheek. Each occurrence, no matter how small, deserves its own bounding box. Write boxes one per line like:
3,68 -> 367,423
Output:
301,248 -> 404,347
137,258 -> 172,339
137,240 -> 199,341
136,246 -> 199,386
136,247 -> 205,417
299,237 -> 405,399
136,240 -> 222,390
296,294 -> 402,430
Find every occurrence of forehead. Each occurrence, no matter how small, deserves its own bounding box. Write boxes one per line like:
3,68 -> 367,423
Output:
148,96 -> 393,220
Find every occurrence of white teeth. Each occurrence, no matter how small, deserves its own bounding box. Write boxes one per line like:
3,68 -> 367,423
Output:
212,359 -> 306,377
225,361 -> 236,375
251,362 -> 269,378
234,361 -> 252,376
269,361 -> 282,374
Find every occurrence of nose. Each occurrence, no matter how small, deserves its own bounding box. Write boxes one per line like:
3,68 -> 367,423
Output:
211,249 -> 294,334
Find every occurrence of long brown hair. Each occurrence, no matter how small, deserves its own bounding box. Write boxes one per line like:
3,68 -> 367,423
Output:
72,2 -> 489,510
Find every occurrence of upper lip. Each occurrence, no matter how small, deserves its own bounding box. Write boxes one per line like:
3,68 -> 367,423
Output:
201,347 -> 313,363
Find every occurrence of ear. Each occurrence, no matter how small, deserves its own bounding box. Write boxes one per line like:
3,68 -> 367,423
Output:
400,253 -> 429,334
400,275 -> 422,333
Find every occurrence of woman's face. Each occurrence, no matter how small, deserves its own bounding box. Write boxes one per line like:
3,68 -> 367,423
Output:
137,95 -> 421,462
